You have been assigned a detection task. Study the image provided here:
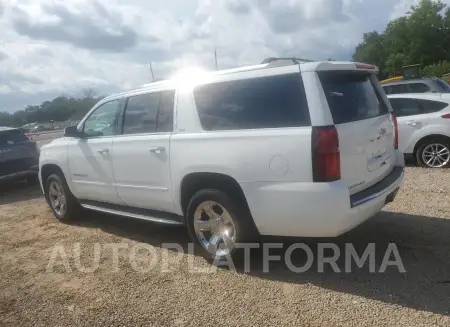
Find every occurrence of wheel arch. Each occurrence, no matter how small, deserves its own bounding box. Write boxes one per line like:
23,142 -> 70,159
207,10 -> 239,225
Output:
179,172 -> 251,217
413,134 -> 450,155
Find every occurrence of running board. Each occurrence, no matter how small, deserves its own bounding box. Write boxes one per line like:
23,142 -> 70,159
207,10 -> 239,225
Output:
80,201 -> 184,226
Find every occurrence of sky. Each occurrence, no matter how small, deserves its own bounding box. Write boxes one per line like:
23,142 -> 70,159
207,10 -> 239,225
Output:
0,0 -> 444,113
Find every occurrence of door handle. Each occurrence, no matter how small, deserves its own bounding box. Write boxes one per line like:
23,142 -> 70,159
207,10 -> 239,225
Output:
97,148 -> 110,155
149,146 -> 166,154
406,121 -> 421,127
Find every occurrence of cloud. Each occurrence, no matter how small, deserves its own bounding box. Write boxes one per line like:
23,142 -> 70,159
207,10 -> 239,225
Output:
0,0 -> 419,112
12,1 -> 139,52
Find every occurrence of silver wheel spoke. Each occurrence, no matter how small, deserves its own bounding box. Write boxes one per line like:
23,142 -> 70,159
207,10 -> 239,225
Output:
194,220 -> 211,232
203,204 -> 217,219
222,234 -> 235,250
207,234 -> 220,253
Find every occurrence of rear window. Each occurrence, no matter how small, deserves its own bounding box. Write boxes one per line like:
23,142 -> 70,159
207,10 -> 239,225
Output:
436,79 -> 450,92
406,83 -> 430,93
0,129 -> 28,147
319,71 -> 389,124
193,73 -> 311,131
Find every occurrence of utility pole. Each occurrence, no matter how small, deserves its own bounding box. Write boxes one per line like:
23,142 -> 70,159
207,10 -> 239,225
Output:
149,62 -> 155,81
214,49 -> 219,70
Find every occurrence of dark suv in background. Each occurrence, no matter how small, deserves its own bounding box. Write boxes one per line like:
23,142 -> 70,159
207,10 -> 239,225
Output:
0,127 -> 40,185
382,77 -> 450,95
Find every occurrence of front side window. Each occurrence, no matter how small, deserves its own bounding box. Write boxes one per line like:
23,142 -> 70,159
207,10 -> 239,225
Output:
83,100 -> 121,137
193,74 -> 310,131
389,98 -> 423,117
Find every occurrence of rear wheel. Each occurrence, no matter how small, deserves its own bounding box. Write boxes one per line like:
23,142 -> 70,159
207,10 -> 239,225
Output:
416,141 -> 450,168
186,189 -> 255,260
45,173 -> 80,221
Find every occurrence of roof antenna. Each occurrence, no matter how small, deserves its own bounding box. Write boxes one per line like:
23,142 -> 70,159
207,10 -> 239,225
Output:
214,49 -> 219,70
149,62 -> 155,81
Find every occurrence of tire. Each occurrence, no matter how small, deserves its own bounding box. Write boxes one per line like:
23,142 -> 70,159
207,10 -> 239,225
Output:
186,189 -> 257,261
416,139 -> 450,168
45,173 -> 81,221
26,175 -> 39,186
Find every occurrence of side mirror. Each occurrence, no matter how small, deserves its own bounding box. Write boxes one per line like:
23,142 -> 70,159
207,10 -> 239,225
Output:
64,126 -> 84,138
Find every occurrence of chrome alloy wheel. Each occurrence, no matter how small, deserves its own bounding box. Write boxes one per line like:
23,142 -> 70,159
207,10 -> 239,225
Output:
193,201 -> 236,257
422,143 -> 450,168
48,180 -> 67,216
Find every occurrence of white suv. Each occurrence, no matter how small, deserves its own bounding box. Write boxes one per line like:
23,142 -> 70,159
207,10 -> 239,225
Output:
39,59 -> 405,259
388,93 -> 450,168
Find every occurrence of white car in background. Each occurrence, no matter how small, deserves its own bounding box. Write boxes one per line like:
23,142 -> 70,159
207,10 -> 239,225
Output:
388,93 -> 450,168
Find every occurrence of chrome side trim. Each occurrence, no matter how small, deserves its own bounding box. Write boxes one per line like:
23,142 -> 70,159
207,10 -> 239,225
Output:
81,203 -> 183,225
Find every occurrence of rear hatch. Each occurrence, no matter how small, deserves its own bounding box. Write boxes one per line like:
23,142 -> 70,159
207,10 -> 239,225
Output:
318,70 -> 396,195
0,128 -> 39,176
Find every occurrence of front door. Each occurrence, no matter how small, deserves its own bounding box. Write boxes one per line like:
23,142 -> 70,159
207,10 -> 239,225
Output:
67,99 -> 123,204
112,90 -> 175,212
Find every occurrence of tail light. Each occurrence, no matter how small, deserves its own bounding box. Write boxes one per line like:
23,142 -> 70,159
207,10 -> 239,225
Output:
312,126 -> 340,182
391,113 -> 398,150
441,113 -> 450,119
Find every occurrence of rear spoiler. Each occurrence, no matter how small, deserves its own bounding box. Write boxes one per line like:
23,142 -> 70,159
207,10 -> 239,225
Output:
306,62 -> 379,74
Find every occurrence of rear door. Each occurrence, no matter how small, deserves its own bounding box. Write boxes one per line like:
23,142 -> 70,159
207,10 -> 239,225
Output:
112,90 -> 175,212
318,71 -> 396,194
0,129 -> 38,176
389,98 -> 428,152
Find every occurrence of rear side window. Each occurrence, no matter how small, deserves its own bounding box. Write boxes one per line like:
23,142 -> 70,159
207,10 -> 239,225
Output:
389,98 -> 423,117
418,99 -> 448,113
193,74 -> 310,131
319,72 -> 389,124
406,83 -> 430,93
383,84 -> 404,95
0,129 -> 28,147
122,90 -> 175,135
390,98 -> 448,117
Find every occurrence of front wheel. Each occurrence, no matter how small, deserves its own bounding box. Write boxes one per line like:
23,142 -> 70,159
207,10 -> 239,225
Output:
186,189 -> 255,260
46,173 -> 80,221
416,141 -> 450,168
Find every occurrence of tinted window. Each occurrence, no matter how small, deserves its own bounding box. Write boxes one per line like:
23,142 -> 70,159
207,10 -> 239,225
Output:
123,93 -> 160,134
122,91 -> 175,135
83,100 -> 121,137
406,83 -> 430,93
436,79 -> 450,92
193,74 -> 310,131
383,84 -> 404,95
157,90 -> 175,132
389,98 -> 423,117
417,99 -> 448,113
0,129 -> 28,147
319,72 -> 389,124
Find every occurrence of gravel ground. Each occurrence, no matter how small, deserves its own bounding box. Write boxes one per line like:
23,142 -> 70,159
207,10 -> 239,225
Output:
1,167 -> 450,327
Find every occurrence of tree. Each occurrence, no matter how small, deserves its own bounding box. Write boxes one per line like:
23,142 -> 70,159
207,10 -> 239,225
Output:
353,0 -> 450,78
0,93 -> 104,127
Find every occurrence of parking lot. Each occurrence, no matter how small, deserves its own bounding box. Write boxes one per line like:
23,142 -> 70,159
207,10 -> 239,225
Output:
0,167 -> 450,326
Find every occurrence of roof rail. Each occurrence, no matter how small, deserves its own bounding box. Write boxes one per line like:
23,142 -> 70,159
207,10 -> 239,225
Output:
261,57 -> 315,65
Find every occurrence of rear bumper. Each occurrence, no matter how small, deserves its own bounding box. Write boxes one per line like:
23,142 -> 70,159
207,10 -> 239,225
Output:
240,166 -> 404,238
0,165 -> 39,182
